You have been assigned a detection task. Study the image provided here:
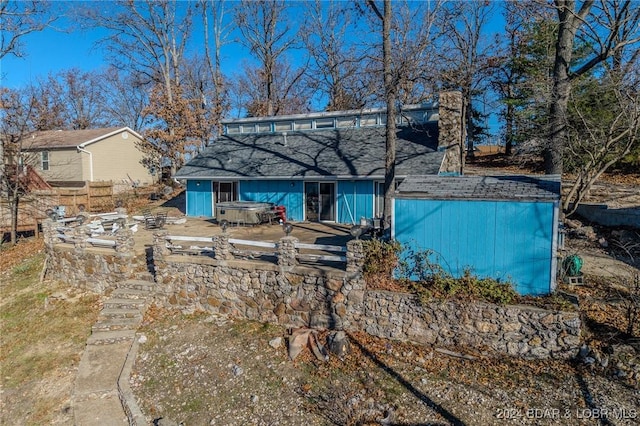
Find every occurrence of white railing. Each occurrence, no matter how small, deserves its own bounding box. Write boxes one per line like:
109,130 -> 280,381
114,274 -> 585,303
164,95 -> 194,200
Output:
294,242 -> 347,262
163,235 -> 347,265
164,235 -> 214,255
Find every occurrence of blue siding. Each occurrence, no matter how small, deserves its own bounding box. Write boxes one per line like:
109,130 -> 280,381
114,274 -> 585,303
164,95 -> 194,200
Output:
394,199 -> 555,295
337,181 -> 374,224
240,180 -> 304,222
186,180 -> 213,217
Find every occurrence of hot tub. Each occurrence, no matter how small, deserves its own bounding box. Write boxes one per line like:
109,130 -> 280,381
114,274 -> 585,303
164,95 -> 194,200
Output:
215,201 -> 275,225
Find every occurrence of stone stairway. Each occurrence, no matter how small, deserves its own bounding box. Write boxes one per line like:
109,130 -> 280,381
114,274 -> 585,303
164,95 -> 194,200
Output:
73,279 -> 155,425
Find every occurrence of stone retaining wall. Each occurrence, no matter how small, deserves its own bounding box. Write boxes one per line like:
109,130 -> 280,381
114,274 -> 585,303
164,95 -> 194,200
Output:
43,224 -> 582,359
42,220 -> 147,293
360,291 -> 581,359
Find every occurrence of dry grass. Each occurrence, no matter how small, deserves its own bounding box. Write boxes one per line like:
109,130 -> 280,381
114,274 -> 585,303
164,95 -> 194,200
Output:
0,246 -> 101,425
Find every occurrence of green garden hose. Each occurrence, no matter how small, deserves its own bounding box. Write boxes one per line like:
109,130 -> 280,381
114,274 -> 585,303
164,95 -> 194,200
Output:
562,254 -> 583,277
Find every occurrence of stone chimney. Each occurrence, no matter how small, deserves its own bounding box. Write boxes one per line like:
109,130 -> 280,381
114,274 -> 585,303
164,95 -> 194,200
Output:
437,91 -> 465,175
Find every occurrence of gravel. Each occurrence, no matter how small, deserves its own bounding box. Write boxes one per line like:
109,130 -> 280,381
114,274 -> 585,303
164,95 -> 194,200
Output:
131,309 -> 639,426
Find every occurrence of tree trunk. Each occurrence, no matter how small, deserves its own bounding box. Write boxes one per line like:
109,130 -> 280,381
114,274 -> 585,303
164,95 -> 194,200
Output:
545,0 -> 593,175
382,0 -> 396,233
10,188 -> 19,245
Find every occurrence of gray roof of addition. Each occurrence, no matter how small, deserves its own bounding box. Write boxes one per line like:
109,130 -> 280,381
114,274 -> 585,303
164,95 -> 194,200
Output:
175,123 -> 443,180
395,175 -> 561,201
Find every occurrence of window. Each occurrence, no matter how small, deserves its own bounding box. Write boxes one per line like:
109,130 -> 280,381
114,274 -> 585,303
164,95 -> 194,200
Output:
214,181 -> 238,203
294,120 -> 312,130
41,151 -> 50,171
315,118 -> 335,129
360,115 -> 378,127
241,124 -> 256,134
275,121 -> 292,132
226,124 -> 241,134
337,117 -> 357,128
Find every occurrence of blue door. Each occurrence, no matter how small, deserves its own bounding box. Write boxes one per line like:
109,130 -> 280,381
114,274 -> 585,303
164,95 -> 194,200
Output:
186,180 -> 213,217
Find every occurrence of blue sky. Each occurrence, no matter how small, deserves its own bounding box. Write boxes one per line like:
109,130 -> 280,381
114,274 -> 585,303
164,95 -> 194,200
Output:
1,1 -> 505,137
1,19 -> 104,89
1,2 -> 253,90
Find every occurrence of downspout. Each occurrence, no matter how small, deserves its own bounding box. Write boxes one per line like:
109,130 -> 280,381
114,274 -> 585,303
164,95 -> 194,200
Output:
77,146 -> 94,181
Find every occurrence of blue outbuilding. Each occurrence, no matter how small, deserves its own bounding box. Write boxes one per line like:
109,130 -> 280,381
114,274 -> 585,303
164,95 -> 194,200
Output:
392,175 -> 562,296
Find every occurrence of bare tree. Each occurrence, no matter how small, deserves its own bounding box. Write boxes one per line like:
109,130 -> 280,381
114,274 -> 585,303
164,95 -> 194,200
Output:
233,0 -> 305,116
1,88 -> 34,244
232,58 -> 310,117
544,0 -> 640,175
83,0 -> 195,172
438,0 -> 498,157
302,0 -> 372,111
200,0 -> 231,136
365,0 -> 441,232
366,0 -> 397,233
0,0 -> 57,60
97,66 -> 149,131
562,69 -> 640,215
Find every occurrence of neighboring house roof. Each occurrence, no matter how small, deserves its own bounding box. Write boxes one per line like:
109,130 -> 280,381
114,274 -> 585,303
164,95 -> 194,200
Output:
175,123 -> 443,180
395,175 -> 561,201
19,127 -> 142,150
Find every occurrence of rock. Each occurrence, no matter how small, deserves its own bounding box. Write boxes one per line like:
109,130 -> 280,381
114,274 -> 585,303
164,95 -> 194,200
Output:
231,364 -> 243,376
598,237 -> 608,247
269,337 -> 282,349
155,418 -> 179,426
288,328 -> 312,360
250,395 -> 258,403
564,218 -> 582,229
138,334 -> 148,344
578,344 -> 590,359
327,331 -> 350,359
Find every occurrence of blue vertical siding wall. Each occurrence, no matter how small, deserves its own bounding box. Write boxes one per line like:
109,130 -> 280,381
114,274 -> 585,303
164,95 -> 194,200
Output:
336,181 -> 374,224
186,180 -> 212,217
185,179 -> 377,224
240,180 -> 305,222
393,199 -> 555,295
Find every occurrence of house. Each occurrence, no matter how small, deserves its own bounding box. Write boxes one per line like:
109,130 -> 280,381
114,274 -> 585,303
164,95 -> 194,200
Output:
15,127 -> 155,191
175,92 -> 465,223
392,174 -> 562,295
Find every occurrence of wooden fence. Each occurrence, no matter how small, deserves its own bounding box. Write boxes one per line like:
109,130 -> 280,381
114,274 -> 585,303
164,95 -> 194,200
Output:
55,181 -> 114,214
1,181 -> 114,235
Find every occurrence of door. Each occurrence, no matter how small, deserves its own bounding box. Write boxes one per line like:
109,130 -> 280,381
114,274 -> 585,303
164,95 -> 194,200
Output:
186,180 -> 213,217
217,181 -> 237,202
305,182 -> 335,221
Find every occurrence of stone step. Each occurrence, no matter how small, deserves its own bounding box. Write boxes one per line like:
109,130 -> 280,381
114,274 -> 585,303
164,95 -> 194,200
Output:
92,317 -> 140,332
104,298 -> 146,311
99,308 -> 143,320
87,329 -> 136,345
118,279 -> 156,293
111,287 -> 152,300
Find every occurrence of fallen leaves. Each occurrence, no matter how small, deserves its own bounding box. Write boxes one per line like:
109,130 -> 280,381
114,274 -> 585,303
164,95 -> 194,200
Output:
0,237 -> 44,275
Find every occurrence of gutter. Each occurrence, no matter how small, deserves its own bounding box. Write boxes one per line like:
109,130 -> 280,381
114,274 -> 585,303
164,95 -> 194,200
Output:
77,146 -> 94,181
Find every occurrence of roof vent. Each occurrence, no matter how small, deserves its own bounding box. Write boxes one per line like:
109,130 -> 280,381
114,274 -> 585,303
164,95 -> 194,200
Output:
282,132 -> 287,147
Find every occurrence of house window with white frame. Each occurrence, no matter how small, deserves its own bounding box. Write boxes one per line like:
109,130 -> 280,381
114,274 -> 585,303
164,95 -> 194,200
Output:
41,151 -> 50,171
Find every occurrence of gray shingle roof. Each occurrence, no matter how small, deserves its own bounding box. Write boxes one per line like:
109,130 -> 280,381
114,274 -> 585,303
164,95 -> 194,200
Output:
395,175 -> 561,201
175,124 -> 443,179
